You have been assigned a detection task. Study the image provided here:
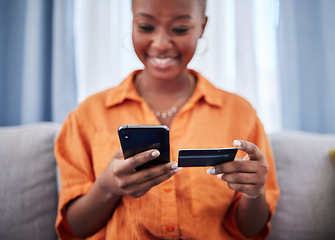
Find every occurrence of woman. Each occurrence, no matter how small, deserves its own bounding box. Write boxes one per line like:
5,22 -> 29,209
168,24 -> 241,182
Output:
55,0 -> 280,239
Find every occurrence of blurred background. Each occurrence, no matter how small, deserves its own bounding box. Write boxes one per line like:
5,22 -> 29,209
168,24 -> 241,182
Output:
0,0 -> 334,133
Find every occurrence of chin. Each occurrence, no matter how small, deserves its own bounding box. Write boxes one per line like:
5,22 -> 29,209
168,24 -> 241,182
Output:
145,67 -> 185,81
145,63 -> 189,81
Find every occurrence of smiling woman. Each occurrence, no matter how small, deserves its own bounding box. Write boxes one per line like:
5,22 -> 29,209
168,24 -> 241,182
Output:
56,0 -> 280,239
131,0 -> 207,77
74,0 -> 282,133
130,0 -> 208,126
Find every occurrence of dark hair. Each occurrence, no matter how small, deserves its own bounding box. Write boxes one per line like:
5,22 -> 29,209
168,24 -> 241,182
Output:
131,0 -> 207,16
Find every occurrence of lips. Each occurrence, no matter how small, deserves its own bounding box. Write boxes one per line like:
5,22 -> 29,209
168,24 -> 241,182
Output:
148,56 -> 178,69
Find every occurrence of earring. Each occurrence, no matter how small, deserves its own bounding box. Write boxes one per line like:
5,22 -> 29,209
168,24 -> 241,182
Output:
121,32 -> 134,53
195,37 -> 209,56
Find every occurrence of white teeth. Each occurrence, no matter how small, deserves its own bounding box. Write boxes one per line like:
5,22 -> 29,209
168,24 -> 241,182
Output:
153,57 -> 171,65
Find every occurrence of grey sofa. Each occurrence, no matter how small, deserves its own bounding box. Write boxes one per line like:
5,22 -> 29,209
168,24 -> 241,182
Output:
0,123 -> 60,240
268,131 -> 335,240
0,123 -> 334,240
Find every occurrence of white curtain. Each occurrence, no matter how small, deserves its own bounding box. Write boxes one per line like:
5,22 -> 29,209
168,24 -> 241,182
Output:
73,0 -> 281,133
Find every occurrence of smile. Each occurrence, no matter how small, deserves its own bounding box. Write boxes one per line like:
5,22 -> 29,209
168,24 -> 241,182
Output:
148,56 -> 178,69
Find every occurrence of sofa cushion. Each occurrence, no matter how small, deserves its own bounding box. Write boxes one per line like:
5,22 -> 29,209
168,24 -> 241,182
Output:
0,123 -> 60,240
268,131 -> 335,240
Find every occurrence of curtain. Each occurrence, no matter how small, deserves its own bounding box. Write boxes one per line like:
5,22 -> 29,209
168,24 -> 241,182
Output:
2,0 -> 334,133
74,0 -> 141,102
0,0 -> 76,126
74,0 -> 281,133
278,0 -> 335,133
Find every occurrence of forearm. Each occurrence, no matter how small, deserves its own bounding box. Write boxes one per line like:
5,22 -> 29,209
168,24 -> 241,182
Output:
236,188 -> 269,238
66,173 -> 121,238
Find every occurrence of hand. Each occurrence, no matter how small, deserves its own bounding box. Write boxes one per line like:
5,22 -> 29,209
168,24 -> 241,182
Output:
98,148 -> 181,198
207,140 -> 268,199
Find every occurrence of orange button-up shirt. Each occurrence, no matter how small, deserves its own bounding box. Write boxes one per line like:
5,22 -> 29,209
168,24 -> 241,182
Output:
55,70 -> 280,240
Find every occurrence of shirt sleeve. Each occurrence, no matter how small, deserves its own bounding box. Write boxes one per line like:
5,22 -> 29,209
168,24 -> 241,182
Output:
223,117 -> 280,240
55,112 -> 96,240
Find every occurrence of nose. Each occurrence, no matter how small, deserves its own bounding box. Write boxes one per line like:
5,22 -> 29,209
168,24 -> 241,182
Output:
151,29 -> 172,51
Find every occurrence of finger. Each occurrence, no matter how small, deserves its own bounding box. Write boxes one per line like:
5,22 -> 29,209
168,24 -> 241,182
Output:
226,182 -> 259,197
207,160 -> 259,175
233,140 -> 263,161
134,162 -> 181,184
221,172 -> 259,185
123,163 -> 182,198
124,149 -> 161,173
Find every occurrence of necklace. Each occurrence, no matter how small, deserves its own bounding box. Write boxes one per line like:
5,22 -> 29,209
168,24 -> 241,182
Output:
135,73 -> 195,119
154,94 -> 188,118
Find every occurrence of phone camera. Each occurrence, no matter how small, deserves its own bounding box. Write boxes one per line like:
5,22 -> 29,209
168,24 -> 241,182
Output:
122,131 -> 131,141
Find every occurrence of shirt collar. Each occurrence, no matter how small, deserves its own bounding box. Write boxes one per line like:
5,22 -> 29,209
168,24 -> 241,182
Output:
104,70 -> 142,108
189,69 -> 223,108
104,69 -> 223,109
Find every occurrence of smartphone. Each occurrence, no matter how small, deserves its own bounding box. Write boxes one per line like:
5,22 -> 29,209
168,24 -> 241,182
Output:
178,148 -> 238,167
118,125 -> 170,171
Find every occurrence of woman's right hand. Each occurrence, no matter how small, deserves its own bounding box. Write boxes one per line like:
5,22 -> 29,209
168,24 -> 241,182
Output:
66,148 -> 180,238
98,148 -> 181,198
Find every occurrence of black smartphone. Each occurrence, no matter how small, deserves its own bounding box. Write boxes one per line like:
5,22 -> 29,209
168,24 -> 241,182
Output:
178,148 -> 238,167
118,125 -> 170,171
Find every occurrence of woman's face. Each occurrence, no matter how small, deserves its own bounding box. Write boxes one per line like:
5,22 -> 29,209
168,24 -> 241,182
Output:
132,0 -> 207,81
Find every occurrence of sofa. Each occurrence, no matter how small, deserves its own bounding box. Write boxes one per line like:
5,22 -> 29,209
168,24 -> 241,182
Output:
0,122 -> 334,240
0,122 -> 60,240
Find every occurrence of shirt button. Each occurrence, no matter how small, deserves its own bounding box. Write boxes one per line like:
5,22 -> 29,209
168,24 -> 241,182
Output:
163,185 -> 172,192
166,225 -> 175,232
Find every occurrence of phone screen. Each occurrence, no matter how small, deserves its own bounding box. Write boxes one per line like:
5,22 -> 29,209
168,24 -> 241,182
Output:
118,125 -> 170,171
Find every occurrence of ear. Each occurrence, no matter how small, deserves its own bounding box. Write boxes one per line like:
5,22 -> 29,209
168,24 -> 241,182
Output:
199,16 -> 208,38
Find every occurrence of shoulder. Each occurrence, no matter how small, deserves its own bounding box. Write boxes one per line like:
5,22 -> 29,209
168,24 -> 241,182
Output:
192,70 -> 261,137
75,87 -> 116,119
192,70 -> 257,117
220,90 -> 257,115
74,71 -> 139,119
58,88 -> 115,138
215,90 -> 259,132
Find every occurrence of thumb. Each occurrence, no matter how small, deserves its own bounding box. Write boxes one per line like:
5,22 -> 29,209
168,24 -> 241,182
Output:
233,140 -> 263,161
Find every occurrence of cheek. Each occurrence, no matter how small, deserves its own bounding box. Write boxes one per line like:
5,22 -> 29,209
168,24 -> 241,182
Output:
132,34 -> 147,59
179,40 -> 198,59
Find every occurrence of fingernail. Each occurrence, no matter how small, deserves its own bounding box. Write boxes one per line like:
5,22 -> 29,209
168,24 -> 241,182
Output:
151,150 -> 160,158
217,174 -> 223,179
207,167 -> 215,175
173,167 -> 182,173
233,140 -> 241,147
171,162 -> 178,170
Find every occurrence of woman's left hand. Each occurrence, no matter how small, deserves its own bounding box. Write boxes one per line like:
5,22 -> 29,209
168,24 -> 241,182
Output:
207,140 -> 268,199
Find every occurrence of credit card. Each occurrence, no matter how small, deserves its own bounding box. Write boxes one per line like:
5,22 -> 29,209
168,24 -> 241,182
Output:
178,148 -> 238,167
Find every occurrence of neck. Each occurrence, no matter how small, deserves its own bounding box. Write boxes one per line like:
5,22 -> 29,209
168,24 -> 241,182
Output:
136,70 -> 191,96
134,70 -> 196,124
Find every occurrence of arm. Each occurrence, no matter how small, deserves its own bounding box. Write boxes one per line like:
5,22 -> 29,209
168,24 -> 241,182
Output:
65,173 -> 121,238
208,140 -> 269,238
66,148 -> 180,238
236,188 -> 269,238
